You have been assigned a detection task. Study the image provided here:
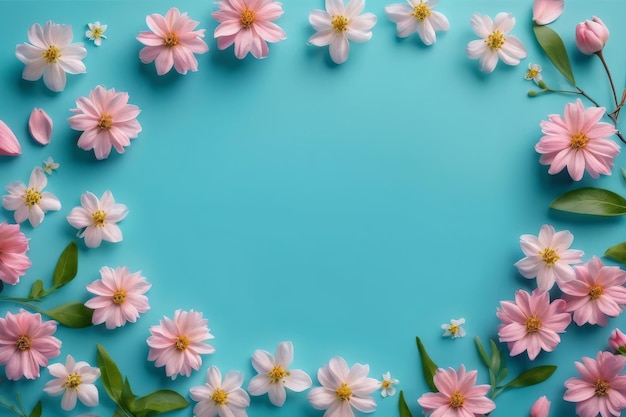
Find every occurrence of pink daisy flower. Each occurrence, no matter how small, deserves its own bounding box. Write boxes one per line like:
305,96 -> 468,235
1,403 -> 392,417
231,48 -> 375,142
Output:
137,8 -> 208,75
147,309 -> 216,379
417,365 -> 495,416
564,351 -> 626,417
560,256 -> 626,326
212,0 -> 287,59
0,222 -> 31,286
0,310 -> 61,380
497,289 -> 571,360
68,85 -> 142,160
84,266 -> 151,329
535,99 -> 619,181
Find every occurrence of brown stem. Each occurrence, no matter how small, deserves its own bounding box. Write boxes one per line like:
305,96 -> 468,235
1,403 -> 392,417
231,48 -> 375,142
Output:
574,87 -> 602,107
595,50 -> 619,108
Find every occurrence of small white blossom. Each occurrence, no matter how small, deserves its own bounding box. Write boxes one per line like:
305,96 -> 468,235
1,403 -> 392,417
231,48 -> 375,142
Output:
86,22 -> 107,46
190,366 -> 250,417
385,0 -> 450,45
42,156 -> 60,174
2,167 -> 61,227
524,63 -> 543,84
66,190 -> 128,248
380,372 -> 399,397
43,355 -> 101,411
442,318 -> 466,338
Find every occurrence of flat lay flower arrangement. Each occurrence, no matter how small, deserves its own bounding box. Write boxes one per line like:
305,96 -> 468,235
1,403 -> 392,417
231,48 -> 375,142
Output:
1,0 -> 626,417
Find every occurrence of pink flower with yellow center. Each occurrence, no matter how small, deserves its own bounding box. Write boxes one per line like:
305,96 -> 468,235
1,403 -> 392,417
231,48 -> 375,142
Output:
2,167 -> 61,227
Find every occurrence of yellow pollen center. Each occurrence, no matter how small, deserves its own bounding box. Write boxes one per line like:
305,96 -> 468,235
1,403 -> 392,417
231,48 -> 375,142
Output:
412,2 -> 432,21
595,379 -> 610,396
570,132 -> 589,150
267,365 -> 290,383
175,335 -> 190,350
449,390 -> 465,408
163,32 -> 178,47
42,45 -> 61,63
539,248 -> 560,267
98,114 -> 113,130
93,27 -> 104,38
332,15 -> 349,32
63,373 -> 82,390
485,30 -> 505,50
335,383 -> 352,401
527,68 -> 540,79
448,324 -> 460,335
212,388 -> 228,405
241,9 -> 255,28
112,290 -> 126,305
23,188 -> 42,208
381,380 -> 392,389
16,335 -> 31,351
92,210 -> 107,227
525,315 -> 542,333
589,285 -> 604,300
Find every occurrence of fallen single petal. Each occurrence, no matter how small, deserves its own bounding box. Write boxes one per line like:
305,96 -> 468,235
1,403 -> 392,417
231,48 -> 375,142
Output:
0,120 -> 22,156
533,0 -> 564,25
28,108 -> 53,145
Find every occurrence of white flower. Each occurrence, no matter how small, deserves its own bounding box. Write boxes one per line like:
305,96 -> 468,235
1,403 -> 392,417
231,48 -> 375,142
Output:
308,356 -> 379,417
42,156 -> 60,174
379,372 -> 399,397
525,63 -> 543,84
15,21 -> 87,92
190,366 -> 250,417
43,355 -> 101,411
66,190 -> 128,248
247,341 -> 312,406
466,12 -> 527,73
441,318 -> 466,338
86,22 -> 107,46
308,0 -> 377,64
514,224 -> 584,291
2,167 -> 61,227
384,0 -> 449,45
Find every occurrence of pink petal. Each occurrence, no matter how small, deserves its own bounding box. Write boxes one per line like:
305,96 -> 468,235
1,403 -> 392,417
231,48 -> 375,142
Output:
533,0 -> 564,25
28,108 -> 53,145
0,120 -> 22,156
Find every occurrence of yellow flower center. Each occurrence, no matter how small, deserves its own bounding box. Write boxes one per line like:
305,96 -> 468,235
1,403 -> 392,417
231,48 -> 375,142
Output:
412,2 -> 432,22
335,383 -> 352,401
175,335 -> 190,350
449,390 -> 465,408
112,290 -> 126,305
267,365 -> 290,383
525,315 -> 542,333
241,9 -> 255,28
212,388 -> 228,405
448,324 -> 460,335
332,15 -> 349,32
16,335 -> 31,351
98,114 -> 113,131
589,285 -> 604,300
92,27 -> 104,38
570,132 -> 589,150
526,68 -> 540,79
595,379 -> 610,396
485,30 -> 505,50
381,380 -> 392,389
23,188 -> 42,208
163,32 -> 178,47
92,210 -> 107,227
63,373 -> 82,390
539,248 -> 559,267
42,45 -> 61,63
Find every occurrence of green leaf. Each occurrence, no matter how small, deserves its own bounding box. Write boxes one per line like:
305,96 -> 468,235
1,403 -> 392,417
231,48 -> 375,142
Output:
550,187 -> 626,216
474,337 -> 490,369
134,390 -> 189,416
416,337 -> 439,392
96,344 -> 124,405
398,391 -> 414,417
605,243 -> 626,263
533,24 -> 575,85
113,408 -> 129,417
28,401 -> 42,417
28,280 -> 45,299
121,377 -> 136,413
502,365 -> 557,389
45,302 -> 93,328
621,168 -> 626,183
618,346 -> 626,356
489,339 -> 501,374
52,241 -> 78,289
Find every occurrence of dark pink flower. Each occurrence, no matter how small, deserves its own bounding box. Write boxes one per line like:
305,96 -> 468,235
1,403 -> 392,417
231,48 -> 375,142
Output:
0,222 -> 31,285
609,329 -> 626,354
575,16 -> 609,55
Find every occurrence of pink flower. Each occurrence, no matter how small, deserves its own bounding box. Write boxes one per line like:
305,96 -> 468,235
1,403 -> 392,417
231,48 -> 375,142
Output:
609,329 -> 626,354
0,310 -> 61,380
2,167 -> 61,227
190,366 -> 250,417
136,8 -> 209,75
0,223 -> 31,286
497,289 -> 571,360
43,354 -> 101,410
531,395 -> 551,417
384,0 -> 450,46
28,108 -> 53,145
575,16 -> 609,55
535,99 -> 619,181
560,256 -> 626,327
417,365 -> 495,416
68,85 -> 142,160
532,0 -> 564,25
0,120 -> 22,156
564,351 -> 626,417
212,0 -> 287,59
84,266 -> 151,329
147,309 -> 216,379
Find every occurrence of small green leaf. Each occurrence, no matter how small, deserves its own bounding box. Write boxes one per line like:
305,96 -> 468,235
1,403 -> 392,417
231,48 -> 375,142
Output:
503,365 -> 557,389
45,302 -> 93,328
533,24 -> 575,85
134,390 -> 189,415
113,408 -> 128,417
489,339 -> 501,374
416,337 -> 439,392
605,243 -> 626,264
621,168 -> 626,183
28,401 -> 42,417
96,344 -> 125,405
398,391 -> 414,417
28,280 -> 45,299
474,337 -> 490,369
550,187 -> 626,216
618,346 -> 626,356
52,241 -> 78,289
121,377 -> 136,412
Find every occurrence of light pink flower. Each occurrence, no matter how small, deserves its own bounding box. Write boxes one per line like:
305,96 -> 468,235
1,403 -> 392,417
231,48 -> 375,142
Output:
535,99 -> 619,181
137,8 -> 208,75
576,16 -> 609,55
66,190 -> 128,248
15,22 -> 86,92
0,120 -> 22,156
533,0 -> 564,25
384,0 -> 449,45
147,309 -> 216,379
0,310 -> 61,380
564,351 -> 626,417
307,356 -> 379,417
84,266 -> 151,329
497,289 -> 571,360
560,256 -> 626,327
68,85 -> 142,160
417,365 -> 495,416
531,395 -> 551,417
212,0 -> 287,59
190,366 -> 250,417
609,329 -> 626,354
43,354 -> 100,411
2,167 -> 61,227
514,224 -> 584,291
0,223 -> 31,286
28,108 -> 53,145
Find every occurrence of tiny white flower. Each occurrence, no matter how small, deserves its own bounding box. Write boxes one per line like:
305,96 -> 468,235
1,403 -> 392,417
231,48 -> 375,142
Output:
42,156 -> 60,174
380,372 -> 399,397
190,366 -> 250,417
43,355 -> 101,411
86,22 -> 107,46
385,0 -> 450,45
2,167 -> 61,227
525,63 -> 543,84
441,318 -> 466,339
66,190 -> 128,248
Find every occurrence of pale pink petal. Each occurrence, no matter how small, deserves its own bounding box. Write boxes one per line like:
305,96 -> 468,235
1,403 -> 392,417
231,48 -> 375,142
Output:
0,120 -> 22,156
28,108 -> 53,145
533,0 -> 564,25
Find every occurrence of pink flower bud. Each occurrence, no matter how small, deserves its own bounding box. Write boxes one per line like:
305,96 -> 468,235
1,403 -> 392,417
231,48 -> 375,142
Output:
533,0 -> 564,25
575,16 -> 609,55
609,329 -> 626,353
28,107 -> 53,145
0,120 -> 21,156
530,396 -> 551,417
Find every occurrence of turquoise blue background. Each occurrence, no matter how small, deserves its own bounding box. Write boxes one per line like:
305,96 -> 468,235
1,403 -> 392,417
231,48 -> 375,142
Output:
1,1 -> 626,416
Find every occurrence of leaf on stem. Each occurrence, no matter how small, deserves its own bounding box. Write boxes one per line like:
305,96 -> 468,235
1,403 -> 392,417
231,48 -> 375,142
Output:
550,188 -> 626,216
52,242 -> 78,289
121,377 -> 136,413
502,365 -> 557,389
621,168 -> 626,183
489,339 -> 501,375
134,390 -> 189,416
474,337 -> 491,369
45,302 -> 93,328
398,391 -> 414,417
533,24 -> 576,86
96,344 -> 125,405
416,337 -> 439,392
604,243 -> 626,263
27,401 -> 42,417
28,280 -> 45,299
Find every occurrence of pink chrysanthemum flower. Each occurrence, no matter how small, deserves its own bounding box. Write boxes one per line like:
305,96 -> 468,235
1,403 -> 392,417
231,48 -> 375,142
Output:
417,365 -> 495,416
536,99 -> 619,181
84,266 -> 151,329
136,8 -> 208,75
2,167 -> 61,227
0,310 -> 61,380
560,256 -> 626,326
43,354 -> 101,411
0,223 -> 31,286
497,289 -> 571,360
212,0 -> 287,59
147,309 -> 216,379
564,351 -> 626,417
68,85 -> 142,160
